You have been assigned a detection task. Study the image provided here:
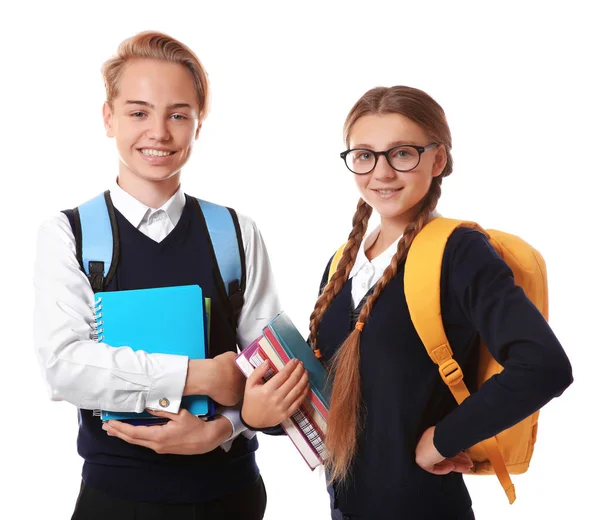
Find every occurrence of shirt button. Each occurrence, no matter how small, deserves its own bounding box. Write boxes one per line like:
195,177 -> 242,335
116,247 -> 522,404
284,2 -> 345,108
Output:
159,398 -> 170,408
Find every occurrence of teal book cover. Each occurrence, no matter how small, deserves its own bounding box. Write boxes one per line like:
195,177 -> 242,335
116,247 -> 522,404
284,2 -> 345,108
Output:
94,284 -> 210,421
266,311 -> 332,406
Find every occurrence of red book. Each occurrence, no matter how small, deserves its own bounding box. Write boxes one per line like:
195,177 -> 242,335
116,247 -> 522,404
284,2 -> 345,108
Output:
235,337 -> 327,470
263,327 -> 329,422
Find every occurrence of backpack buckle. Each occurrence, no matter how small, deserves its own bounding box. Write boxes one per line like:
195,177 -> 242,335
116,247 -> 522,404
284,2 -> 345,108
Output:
228,280 -> 244,321
439,358 -> 464,386
88,261 -> 105,293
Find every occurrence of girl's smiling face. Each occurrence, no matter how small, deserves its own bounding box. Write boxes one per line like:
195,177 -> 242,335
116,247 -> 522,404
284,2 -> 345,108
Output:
349,113 -> 446,229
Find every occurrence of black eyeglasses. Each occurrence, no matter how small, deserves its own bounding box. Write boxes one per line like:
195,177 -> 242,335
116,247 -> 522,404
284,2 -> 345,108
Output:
340,143 -> 439,175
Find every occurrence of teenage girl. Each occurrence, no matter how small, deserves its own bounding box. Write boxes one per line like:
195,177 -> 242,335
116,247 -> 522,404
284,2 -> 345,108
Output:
305,86 -> 573,519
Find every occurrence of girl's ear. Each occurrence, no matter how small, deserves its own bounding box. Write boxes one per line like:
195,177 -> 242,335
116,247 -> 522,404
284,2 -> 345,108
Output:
195,122 -> 202,140
103,102 -> 115,138
431,145 -> 447,178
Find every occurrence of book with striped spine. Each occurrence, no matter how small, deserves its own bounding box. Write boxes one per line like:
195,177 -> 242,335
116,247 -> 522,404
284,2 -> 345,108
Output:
236,315 -> 330,470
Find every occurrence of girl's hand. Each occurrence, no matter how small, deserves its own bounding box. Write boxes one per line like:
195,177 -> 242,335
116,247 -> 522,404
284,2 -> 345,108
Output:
241,358 -> 309,429
415,426 -> 473,475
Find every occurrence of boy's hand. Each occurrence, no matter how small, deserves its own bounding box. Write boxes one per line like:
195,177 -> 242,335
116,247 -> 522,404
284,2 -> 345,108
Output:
102,409 -> 232,455
241,358 -> 309,429
185,352 -> 245,406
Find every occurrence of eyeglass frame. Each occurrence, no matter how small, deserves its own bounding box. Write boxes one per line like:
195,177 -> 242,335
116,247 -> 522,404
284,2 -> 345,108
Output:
340,143 -> 439,175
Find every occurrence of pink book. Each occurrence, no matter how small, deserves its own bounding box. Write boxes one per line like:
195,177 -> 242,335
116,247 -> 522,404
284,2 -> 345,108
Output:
263,327 -> 329,422
235,338 -> 326,469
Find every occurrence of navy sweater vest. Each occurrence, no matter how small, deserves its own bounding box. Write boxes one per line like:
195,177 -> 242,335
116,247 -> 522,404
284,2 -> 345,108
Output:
63,194 -> 259,503
318,228 -> 572,519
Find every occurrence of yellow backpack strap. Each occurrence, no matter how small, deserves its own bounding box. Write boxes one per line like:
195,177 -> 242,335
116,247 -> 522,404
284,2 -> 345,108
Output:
404,217 -> 516,505
327,242 -> 348,284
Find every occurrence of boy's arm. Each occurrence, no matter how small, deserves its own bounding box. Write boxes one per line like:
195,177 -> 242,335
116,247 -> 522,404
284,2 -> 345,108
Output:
34,213 -> 193,414
217,213 -> 284,446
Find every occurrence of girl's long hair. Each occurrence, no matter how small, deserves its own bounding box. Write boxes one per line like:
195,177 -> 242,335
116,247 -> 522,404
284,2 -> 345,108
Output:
309,86 -> 453,482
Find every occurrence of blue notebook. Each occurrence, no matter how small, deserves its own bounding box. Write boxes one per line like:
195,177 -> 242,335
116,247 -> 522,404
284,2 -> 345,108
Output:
94,285 -> 211,422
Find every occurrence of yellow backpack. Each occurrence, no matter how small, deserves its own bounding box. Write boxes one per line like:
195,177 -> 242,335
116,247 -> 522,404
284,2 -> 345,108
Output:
327,217 -> 547,504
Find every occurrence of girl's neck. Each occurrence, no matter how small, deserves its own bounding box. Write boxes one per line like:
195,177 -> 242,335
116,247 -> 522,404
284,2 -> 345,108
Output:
365,208 -> 422,261
365,222 -> 405,261
117,169 -> 181,209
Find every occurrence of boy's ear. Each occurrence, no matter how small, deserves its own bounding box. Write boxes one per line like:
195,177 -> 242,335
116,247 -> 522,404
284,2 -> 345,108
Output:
103,102 -> 115,138
195,122 -> 202,140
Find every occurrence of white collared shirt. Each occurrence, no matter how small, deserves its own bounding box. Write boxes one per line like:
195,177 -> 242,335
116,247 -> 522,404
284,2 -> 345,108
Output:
348,212 -> 440,308
110,181 -> 187,241
33,182 -> 281,447
348,226 -> 402,308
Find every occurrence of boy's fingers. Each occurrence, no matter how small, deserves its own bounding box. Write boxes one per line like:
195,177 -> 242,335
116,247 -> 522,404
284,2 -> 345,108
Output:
146,409 -> 177,419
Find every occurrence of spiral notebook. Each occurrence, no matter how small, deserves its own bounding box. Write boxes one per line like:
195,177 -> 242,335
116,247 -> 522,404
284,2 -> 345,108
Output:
93,284 -> 211,422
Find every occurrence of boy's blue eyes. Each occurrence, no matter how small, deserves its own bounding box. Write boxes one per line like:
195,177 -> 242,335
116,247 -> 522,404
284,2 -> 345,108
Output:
130,113 -> 187,120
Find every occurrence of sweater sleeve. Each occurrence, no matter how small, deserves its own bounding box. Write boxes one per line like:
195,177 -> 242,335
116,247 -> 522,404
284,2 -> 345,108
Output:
433,229 -> 573,458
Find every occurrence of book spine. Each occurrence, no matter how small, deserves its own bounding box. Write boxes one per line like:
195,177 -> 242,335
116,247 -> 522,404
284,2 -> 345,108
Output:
237,337 -> 326,466
280,417 -> 321,470
263,327 -> 329,421
260,360 -> 327,469
291,406 -> 328,461
251,343 -> 327,461
258,337 -> 328,436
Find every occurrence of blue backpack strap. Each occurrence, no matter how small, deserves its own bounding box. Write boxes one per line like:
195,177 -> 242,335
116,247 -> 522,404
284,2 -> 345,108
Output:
73,191 -> 120,293
196,198 -> 245,323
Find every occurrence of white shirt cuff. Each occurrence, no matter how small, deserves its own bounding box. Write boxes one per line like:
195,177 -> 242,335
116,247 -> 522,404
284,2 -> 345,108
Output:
145,354 -> 188,413
216,405 -> 254,452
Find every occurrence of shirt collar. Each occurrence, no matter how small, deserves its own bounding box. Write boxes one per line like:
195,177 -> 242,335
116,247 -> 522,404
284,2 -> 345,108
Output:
109,181 -> 186,229
348,225 -> 401,280
347,209 -> 441,280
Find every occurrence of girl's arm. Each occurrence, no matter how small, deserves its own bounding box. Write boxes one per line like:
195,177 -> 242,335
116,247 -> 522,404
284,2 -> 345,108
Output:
432,228 -> 573,458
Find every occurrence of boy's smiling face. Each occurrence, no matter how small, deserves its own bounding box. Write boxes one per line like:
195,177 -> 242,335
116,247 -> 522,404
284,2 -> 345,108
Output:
103,58 -> 201,184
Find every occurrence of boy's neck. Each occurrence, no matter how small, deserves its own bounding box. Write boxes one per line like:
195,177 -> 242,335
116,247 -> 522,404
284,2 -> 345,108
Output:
117,171 -> 182,209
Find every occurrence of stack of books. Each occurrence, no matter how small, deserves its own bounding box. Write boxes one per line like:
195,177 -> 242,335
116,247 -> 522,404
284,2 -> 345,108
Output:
236,312 -> 331,469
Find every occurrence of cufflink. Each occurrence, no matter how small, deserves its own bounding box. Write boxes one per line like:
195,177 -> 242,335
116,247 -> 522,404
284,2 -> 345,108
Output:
159,397 -> 170,408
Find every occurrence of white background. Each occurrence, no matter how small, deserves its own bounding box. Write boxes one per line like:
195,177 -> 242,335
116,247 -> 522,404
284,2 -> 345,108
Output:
1,1 -> 598,518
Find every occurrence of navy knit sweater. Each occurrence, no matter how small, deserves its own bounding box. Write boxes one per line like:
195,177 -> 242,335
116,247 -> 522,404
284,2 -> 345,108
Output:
318,227 -> 573,519
64,194 -> 259,504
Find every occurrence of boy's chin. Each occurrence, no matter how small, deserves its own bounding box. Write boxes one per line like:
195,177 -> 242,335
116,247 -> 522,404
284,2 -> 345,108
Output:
123,167 -> 181,183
